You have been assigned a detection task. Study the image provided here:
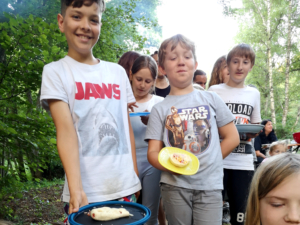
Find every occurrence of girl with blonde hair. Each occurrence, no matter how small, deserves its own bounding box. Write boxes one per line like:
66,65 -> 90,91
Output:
245,153 -> 300,225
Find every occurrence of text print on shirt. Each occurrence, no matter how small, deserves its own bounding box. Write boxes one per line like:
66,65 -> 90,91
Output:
165,106 -> 211,154
226,103 -> 253,117
75,82 -> 121,100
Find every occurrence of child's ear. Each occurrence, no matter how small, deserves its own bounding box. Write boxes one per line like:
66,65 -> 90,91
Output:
57,14 -> 65,33
158,65 -> 166,76
194,61 -> 198,71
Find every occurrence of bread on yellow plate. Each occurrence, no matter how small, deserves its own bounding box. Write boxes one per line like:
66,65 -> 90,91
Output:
169,153 -> 191,167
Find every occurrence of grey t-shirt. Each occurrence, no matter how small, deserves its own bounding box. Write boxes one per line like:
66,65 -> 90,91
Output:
145,90 -> 235,190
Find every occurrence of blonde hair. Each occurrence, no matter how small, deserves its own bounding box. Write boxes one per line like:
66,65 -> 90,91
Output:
245,153 -> 300,225
208,55 -> 227,88
158,34 -> 196,69
268,141 -> 287,155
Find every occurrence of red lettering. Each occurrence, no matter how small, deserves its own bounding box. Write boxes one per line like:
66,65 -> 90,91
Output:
113,84 -> 120,100
75,82 -> 121,100
75,82 -> 84,100
94,84 -> 104,99
85,83 -> 100,100
102,83 -> 112,99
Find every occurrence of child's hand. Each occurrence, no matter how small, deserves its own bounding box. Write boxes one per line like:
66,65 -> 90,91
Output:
140,110 -> 149,125
246,133 -> 259,139
135,190 -> 141,201
69,190 -> 88,214
128,102 -> 138,112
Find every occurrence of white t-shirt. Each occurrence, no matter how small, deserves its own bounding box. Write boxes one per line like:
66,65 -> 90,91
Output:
130,95 -> 164,151
208,83 -> 261,170
40,56 -> 141,203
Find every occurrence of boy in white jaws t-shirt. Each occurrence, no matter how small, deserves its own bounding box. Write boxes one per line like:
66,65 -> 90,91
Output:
40,0 -> 141,218
145,34 -> 240,225
208,43 -> 262,225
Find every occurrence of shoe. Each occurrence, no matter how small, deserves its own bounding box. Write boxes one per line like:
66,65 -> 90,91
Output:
222,202 -> 230,224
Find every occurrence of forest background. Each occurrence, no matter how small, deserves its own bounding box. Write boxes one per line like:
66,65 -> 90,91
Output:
1,0 -> 300,223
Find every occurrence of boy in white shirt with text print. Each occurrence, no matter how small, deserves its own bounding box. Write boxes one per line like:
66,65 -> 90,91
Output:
40,0 -> 141,222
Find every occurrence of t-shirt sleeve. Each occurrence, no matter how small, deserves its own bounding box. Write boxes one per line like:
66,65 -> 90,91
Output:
125,72 -> 135,104
211,92 -> 235,127
40,63 -> 69,111
254,136 -> 262,151
145,105 -> 164,141
250,90 -> 262,124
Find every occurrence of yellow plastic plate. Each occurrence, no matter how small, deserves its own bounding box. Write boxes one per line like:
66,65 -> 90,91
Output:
158,147 -> 200,175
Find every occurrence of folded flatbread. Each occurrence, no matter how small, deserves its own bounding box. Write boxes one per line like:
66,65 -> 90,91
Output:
90,207 -> 133,221
169,153 -> 191,167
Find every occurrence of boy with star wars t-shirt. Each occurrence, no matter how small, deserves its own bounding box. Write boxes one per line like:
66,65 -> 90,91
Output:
145,34 -> 240,225
208,43 -> 262,225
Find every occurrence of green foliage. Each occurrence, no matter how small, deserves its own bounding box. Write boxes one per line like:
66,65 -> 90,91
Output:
0,12 -> 65,185
107,0 -> 162,49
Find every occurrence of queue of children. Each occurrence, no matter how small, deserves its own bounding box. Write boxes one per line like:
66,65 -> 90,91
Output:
39,1 -> 300,225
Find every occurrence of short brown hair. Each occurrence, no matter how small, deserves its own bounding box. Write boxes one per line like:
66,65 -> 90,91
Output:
158,34 -> 197,69
227,43 -> 255,66
61,0 -> 106,16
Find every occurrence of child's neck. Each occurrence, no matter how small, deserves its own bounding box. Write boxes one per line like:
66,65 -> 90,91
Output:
135,93 -> 152,103
155,75 -> 169,89
226,79 -> 246,88
169,84 -> 194,96
67,50 -> 99,65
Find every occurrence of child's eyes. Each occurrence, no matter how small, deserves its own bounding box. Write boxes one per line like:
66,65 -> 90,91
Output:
72,15 -> 80,19
91,19 -> 99,24
270,202 -> 284,208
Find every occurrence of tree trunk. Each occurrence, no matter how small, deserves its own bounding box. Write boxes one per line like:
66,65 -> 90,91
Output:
292,106 -> 300,131
267,0 -> 276,125
282,0 -> 292,127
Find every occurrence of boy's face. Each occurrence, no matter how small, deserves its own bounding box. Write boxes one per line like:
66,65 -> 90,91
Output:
58,2 -> 102,58
194,75 -> 207,89
228,55 -> 253,85
160,43 -> 198,89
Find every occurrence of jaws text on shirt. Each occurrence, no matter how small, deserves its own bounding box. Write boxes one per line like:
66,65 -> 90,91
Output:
75,82 -> 120,100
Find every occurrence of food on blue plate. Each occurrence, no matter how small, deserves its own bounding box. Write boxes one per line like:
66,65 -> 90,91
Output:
90,207 -> 133,221
169,153 -> 191,167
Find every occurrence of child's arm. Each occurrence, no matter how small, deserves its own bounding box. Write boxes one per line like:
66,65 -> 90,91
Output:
128,112 -> 140,199
128,111 -> 139,176
218,121 -> 240,159
48,99 -> 88,214
147,140 -> 169,172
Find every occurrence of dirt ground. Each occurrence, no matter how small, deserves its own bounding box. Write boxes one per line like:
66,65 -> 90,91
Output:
3,184 -> 65,225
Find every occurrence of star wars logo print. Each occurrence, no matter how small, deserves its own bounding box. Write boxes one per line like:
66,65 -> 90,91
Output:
165,106 -> 211,155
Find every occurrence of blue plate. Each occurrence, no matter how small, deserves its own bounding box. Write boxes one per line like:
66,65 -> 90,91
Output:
236,124 -> 264,133
68,201 -> 151,225
129,112 -> 150,117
